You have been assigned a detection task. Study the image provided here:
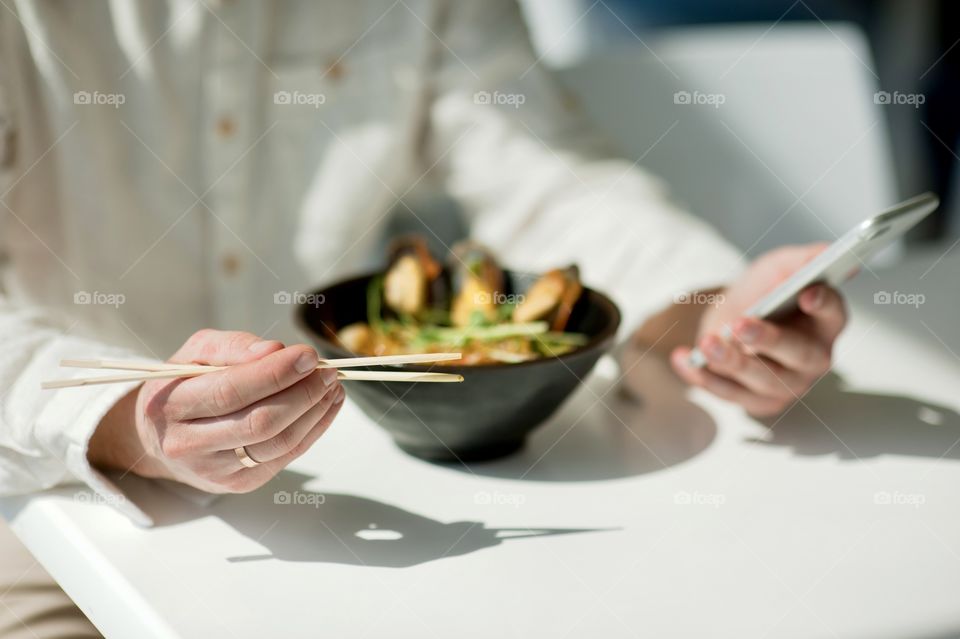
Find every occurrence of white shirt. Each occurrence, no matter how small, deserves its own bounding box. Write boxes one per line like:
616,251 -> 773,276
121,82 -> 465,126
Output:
0,0 -> 741,524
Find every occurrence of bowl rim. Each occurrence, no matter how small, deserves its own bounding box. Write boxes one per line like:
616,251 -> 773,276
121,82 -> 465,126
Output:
295,269 -> 622,372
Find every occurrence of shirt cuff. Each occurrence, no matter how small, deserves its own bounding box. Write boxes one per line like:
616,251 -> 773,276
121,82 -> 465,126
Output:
611,230 -> 746,340
36,380 -> 154,527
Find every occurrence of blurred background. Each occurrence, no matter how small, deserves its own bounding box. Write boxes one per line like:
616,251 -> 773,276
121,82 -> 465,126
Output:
514,0 -> 958,256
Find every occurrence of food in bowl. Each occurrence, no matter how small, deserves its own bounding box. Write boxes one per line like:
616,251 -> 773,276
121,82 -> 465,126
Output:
296,240 -> 621,461
335,236 -> 590,365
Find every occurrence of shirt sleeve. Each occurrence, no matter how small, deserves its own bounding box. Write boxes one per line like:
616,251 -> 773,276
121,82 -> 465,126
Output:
0,303 -> 155,525
0,45 -> 152,526
423,0 -> 745,335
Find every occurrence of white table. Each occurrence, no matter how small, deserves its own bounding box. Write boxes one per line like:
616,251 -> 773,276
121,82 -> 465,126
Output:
4,243 -> 960,639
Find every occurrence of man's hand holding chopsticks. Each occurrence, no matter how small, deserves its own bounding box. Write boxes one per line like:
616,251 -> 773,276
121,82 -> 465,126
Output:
87,329 -> 345,492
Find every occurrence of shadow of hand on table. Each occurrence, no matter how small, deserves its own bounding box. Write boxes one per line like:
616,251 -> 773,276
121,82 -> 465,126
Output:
460,348 -> 717,481
128,471 -> 608,568
750,374 -> 960,461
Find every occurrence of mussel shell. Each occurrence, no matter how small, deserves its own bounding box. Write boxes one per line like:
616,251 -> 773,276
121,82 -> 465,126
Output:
512,265 -> 582,331
383,235 -> 443,315
448,241 -> 505,326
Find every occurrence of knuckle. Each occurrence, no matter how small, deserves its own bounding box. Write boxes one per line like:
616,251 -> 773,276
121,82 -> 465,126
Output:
212,376 -> 244,414
160,436 -> 189,460
246,405 -> 276,440
269,364 -> 286,393
252,358 -> 287,395
187,457 -> 220,477
161,400 -> 186,422
153,389 -> 185,421
222,333 -> 243,356
273,427 -> 298,456
289,444 -> 309,460
199,339 -> 221,362
144,397 -> 166,422
257,340 -> 284,355
289,433 -> 316,459
303,373 -> 330,406
327,384 -> 343,409
188,328 -> 215,349
301,380 -> 317,407
226,331 -> 257,355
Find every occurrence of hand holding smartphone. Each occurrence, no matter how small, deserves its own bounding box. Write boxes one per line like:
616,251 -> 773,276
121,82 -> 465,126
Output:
688,192 -> 939,368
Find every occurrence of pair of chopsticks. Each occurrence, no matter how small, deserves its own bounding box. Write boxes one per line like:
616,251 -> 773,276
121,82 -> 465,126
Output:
41,353 -> 464,389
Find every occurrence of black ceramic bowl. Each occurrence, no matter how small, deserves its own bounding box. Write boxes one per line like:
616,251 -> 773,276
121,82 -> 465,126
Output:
296,271 -> 621,462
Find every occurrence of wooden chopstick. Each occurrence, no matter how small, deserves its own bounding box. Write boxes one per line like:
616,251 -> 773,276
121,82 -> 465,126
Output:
43,353 -> 465,389
60,352 -> 463,372
336,371 -> 462,383
42,369 -> 214,389
41,369 -> 463,389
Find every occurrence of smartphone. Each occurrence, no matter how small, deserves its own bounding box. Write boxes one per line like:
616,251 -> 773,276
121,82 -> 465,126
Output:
688,192 -> 939,368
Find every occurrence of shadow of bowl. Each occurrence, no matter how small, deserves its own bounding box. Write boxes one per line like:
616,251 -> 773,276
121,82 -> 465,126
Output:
455,343 -> 718,481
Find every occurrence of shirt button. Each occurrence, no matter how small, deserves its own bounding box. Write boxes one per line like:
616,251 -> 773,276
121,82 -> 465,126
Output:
324,59 -> 345,81
221,252 -> 242,276
215,116 -> 237,139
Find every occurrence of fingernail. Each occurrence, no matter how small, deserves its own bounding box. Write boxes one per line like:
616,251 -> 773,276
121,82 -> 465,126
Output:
319,368 -> 338,386
812,287 -> 825,309
333,386 -> 345,404
706,339 -> 727,362
295,350 -> 319,374
737,321 -> 760,344
805,286 -> 825,310
687,349 -> 707,369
